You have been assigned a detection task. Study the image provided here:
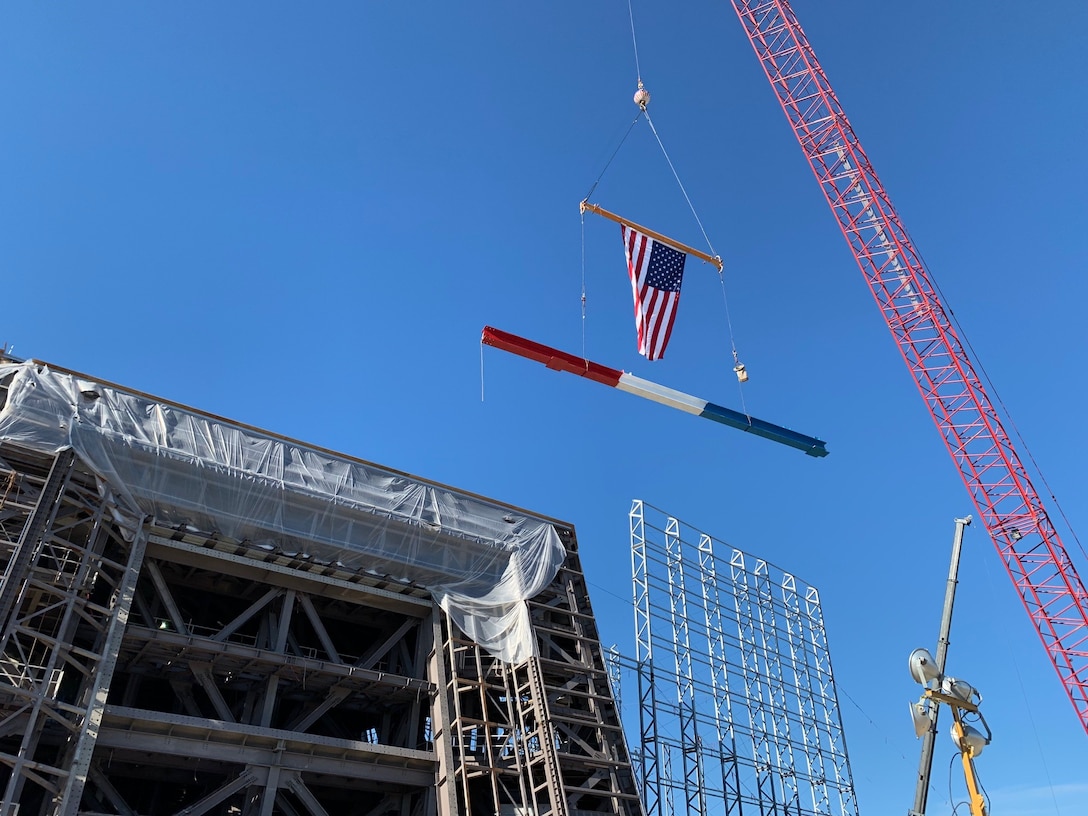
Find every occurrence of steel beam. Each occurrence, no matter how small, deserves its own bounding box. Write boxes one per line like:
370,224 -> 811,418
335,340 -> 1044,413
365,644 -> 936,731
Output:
285,685 -> 351,733
297,593 -> 341,663
87,763 -> 136,816
283,771 -> 332,816
212,587 -> 282,642
173,769 -> 259,816
147,538 -> 430,618
98,706 -> 436,785
145,560 -> 191,635
426,611 -> 459,816
56,524 -> 149,816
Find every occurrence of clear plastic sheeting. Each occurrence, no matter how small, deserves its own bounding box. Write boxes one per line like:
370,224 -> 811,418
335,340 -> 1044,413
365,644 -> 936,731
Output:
0,362 -> 566,663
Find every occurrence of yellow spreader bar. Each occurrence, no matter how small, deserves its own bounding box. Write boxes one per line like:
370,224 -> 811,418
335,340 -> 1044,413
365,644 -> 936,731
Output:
580,200 -> 723,272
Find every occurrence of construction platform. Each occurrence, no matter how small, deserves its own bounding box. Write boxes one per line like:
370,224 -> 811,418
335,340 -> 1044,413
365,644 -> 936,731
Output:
0,359 -> 642,816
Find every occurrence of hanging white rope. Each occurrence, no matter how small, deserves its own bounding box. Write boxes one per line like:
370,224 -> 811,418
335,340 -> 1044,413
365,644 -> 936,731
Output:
580,208 -> 588,360
718,270 -> 750,409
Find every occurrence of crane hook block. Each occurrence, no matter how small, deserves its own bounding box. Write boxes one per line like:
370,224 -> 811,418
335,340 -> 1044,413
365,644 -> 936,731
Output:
734,362 -> 749,383
634,82 -> 650,110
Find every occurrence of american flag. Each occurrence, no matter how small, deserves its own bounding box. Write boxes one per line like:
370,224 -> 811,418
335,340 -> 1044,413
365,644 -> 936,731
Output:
621,224 -> 687,360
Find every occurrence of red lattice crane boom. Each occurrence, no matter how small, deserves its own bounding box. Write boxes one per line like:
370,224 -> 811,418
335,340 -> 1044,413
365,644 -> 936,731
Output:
729,0 -> 1088,733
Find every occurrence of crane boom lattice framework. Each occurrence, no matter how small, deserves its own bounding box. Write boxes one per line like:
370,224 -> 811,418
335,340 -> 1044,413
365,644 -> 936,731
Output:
730,0 -> 1088,733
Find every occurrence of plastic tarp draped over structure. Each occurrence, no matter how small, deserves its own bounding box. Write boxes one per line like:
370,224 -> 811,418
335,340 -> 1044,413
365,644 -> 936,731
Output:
0,362 -> 566,663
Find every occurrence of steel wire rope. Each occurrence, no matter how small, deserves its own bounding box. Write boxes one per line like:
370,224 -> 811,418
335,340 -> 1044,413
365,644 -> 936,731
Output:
581,0 -> 648,317
625,0 -> 747,400
580,112 -> 643,361
835,683 -> 909,764
627,0 -> 643,86
979,540 -> 1064,815
581,210 -> 587,359
644,110 -> 750,410
917,243 -> 1088,566
643,111 -> 718,262
719,269 -> 749,415
582,112 -> 644,205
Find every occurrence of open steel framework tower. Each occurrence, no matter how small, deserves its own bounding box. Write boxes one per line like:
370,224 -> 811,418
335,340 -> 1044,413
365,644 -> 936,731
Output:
0,359 -> 643,816
612,501 -> 859,816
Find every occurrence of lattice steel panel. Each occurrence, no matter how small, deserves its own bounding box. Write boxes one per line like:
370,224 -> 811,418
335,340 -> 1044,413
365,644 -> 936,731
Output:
623,500 -> 859,816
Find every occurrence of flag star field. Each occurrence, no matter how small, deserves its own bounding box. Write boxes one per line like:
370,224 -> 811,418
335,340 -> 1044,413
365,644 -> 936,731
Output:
646,242 -> 685,292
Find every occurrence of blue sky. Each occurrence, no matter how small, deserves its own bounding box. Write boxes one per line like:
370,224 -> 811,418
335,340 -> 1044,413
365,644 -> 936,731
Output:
3,2 -> 1087,813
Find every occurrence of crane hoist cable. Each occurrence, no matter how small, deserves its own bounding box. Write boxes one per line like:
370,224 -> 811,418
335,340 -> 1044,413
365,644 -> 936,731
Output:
579,99 -> 749,391
578,0 -> 748,395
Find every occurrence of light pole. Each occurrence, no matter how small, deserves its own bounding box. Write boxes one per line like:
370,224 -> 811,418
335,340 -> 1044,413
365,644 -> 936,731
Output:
906,515 -> 991,816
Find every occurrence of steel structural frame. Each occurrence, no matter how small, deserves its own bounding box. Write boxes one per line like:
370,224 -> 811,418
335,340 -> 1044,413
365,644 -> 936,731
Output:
441,621 -> 535,814
730,0 -> 1088,732
781,574 -> 830,816
665,519 -> 706,816
441,523 -> 644,816
0,440 -> 644,816
0,448 -> 147,815
695,533 -> 744,816
625,500 -> 859,816
0,443 -> 444,816
730,550 -> 779,815
631,501 -> 662,816
803,586 -> 858,816
752,556 -> 801,813
522,532 -> 645,815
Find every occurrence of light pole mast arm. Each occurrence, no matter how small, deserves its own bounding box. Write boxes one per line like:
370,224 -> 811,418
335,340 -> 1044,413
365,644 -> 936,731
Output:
909,515 -> 972,816
936,517 -> 973,673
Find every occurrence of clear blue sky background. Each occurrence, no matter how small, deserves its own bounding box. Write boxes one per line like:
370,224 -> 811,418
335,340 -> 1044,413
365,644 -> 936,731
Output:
2,2 -> 1086,813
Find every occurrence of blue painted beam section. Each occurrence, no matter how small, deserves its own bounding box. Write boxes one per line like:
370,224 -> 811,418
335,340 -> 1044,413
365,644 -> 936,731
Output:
699,401 -> 828,457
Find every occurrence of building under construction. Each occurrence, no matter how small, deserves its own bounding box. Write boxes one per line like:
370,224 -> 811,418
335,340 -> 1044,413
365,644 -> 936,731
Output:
0,359 -> 642,816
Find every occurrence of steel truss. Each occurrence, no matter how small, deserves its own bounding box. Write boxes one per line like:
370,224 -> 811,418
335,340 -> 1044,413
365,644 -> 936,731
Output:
625,500 -> 859,816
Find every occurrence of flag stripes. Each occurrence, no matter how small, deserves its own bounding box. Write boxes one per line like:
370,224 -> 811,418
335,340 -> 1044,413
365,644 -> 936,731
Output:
622,224 -> 687,360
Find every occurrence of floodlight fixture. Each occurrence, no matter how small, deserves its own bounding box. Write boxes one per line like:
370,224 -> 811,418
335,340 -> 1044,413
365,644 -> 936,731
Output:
910,698 -> 931,738
909,647 -> 940,686
951,723 -> 988,757
941,676 -> 976,703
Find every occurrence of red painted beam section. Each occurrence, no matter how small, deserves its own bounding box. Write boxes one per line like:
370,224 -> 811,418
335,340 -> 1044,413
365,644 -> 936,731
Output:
481,327 -> 623,387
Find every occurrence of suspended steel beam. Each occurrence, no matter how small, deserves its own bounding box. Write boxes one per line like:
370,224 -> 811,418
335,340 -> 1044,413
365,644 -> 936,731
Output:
482,326 -> 828,457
